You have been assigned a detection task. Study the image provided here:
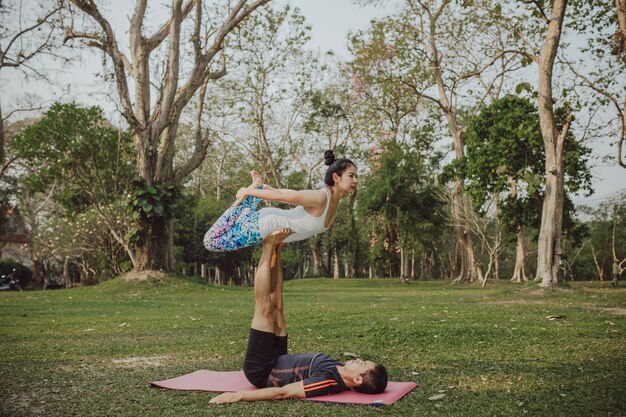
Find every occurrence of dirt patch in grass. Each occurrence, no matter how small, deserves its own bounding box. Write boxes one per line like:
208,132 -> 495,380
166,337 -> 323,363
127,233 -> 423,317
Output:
591,307 -> 626,316
524,287 -> 575,295
112,355 -> 169,368
10,396 -> 42,416
482,299 -> 550,305
120,271 -> 168,283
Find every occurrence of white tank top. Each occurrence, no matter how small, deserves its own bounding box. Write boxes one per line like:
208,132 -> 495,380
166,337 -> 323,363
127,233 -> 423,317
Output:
257,188 -> 331,243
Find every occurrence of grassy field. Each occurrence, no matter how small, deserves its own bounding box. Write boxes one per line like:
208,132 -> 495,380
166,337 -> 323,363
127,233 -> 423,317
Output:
0,276 -> 624,417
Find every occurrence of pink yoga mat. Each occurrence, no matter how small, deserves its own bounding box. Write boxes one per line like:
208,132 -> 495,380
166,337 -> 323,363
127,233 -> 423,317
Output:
150,370 -> 417,406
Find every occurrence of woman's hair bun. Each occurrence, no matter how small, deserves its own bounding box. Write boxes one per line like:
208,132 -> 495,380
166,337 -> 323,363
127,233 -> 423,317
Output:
324,149 -> 336,166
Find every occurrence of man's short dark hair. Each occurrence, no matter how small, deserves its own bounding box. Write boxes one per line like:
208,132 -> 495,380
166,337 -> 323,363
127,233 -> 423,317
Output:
353,364 -> 388,394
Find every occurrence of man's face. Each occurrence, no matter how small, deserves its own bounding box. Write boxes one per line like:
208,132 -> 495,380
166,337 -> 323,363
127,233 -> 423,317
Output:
334,164 -> 358,193
344,358 -> 376,377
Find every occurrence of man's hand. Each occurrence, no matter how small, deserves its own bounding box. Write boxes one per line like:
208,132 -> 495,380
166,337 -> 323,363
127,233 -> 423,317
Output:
263,228 -> 293,247
209,392 -> 243,404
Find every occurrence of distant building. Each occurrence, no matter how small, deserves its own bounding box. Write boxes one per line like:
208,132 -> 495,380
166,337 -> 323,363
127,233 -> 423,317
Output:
0,206 -> 31,267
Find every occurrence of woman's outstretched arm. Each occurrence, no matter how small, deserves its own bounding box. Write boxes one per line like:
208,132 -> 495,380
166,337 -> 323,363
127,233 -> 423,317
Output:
236,187 -> 326,208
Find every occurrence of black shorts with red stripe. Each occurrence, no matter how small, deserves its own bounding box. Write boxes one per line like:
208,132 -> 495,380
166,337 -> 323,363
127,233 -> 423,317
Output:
243,328 -> 288,388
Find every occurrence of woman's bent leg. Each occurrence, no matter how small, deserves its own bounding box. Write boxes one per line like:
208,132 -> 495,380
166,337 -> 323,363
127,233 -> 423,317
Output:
203,186 -> 263,252
204,208 -> 262,252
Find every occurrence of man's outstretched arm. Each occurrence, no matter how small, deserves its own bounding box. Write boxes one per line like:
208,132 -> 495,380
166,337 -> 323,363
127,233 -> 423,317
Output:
209,381 -> 305,404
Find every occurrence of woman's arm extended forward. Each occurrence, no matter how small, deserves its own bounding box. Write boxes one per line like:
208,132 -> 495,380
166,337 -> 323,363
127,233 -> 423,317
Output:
237,187 -> 325,208
209,381 -> 305,404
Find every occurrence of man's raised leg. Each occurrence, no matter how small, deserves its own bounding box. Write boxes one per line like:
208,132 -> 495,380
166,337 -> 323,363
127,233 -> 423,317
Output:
250,229 -> 292,333
271,243 -> 287,337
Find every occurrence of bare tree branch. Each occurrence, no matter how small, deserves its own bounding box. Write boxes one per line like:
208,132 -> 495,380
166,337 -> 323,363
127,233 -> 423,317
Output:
66,0 -> 139,129
146,0 -> 195,52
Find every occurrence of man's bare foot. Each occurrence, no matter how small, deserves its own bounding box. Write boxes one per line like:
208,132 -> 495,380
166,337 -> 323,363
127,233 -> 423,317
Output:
263,228 -> 293,247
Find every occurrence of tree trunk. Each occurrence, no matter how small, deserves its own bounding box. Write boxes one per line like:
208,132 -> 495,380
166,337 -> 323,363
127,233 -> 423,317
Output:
302,256 -> 309,278
311,238 -> 323,277
494,251 -> 500,281
63,256 -> 70,288
215,266 -> 221,285
134,216 -> 175,271
421,0 -> 481,284
333,247 -> 340,279
591,246 -> 605,281
0,105 -> 5,166
617,0 -> 626,168
536,0 -> 569,287
451,181 -> 482,283
427,253 -> 434,279
326,247 -> 332,277
511,228 -> 528,282
400,247 -> 405,278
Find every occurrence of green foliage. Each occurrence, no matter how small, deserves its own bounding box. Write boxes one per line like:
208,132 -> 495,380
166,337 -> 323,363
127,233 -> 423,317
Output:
462,96 -> 544,210
172,193 -> 207,268
10,102 -> 135,214
303,91 -> 347,134
348,15 -> 432,145
125,180 -> 182,248
570,200 -> 626,280
127,180 -> 181,221
8,102 -> 135,281
455,96 -> 593,243
568,0 -> 621,59
358,140 -> 446,271
0,259 -> 32,287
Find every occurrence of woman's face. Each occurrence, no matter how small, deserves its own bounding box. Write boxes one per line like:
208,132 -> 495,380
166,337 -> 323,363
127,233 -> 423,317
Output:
334,164 -> 358,193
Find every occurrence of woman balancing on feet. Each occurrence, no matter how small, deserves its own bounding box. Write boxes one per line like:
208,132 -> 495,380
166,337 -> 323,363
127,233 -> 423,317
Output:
204,150 -> 357,252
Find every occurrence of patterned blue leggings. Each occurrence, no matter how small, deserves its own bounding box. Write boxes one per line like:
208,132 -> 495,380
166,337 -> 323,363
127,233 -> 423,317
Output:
203,192 -> 263,252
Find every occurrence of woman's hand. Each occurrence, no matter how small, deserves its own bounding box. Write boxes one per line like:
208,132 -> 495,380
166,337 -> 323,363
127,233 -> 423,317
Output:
235,188 -> 248,202
209,392 -> 243,404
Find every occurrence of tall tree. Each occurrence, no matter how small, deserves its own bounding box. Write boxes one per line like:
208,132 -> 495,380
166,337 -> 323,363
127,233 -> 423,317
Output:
459,95 -> 592,282
353,0 -> 521,282
63,0 -> 271,272
526,0 -> 572,286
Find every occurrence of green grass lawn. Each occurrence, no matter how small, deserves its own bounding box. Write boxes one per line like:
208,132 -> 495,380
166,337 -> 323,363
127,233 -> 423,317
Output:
1,276 -> 624,417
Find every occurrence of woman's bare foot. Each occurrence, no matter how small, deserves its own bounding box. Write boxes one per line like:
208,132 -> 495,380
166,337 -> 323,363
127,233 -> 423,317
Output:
250,170 -> 263,188
233,171 -> 264,207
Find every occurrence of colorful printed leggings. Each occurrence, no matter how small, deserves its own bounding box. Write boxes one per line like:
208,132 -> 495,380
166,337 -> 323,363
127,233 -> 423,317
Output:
203,191 -> 263,252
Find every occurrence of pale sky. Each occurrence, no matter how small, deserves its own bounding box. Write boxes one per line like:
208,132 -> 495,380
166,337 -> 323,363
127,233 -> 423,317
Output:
1,0 -> 624,205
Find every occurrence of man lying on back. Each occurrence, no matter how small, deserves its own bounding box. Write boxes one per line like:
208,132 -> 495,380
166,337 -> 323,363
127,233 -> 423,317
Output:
210,229 -> 387,403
